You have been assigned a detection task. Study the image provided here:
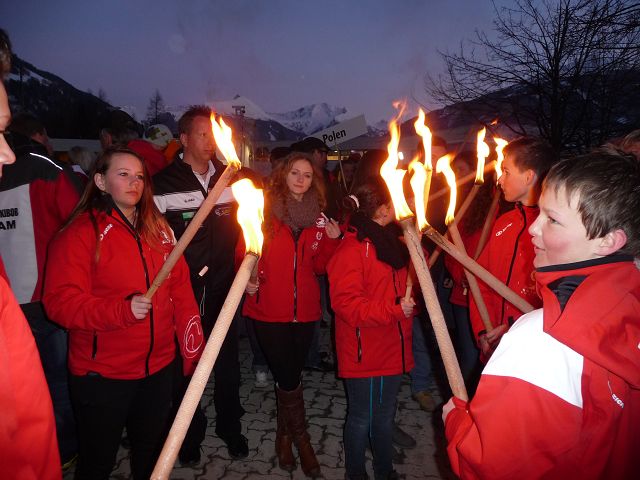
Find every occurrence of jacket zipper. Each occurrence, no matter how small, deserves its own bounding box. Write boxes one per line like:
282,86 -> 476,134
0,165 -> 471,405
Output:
356,327 -> 362,363
134,235 -> 154,376
501,203 -> 527,325
397,321 -> 406,373
292,229 -> 299,322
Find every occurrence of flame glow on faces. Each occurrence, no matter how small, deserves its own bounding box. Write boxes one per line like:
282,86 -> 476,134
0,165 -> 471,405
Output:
210,114 -> 242,169
380,108 -> 414,221
476,127 -> 490,184
231,179 -> 264,256
494,137 -> 508,181
436,154 -> 457,225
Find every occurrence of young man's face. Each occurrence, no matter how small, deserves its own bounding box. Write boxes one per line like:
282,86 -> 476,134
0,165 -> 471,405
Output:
529,185 -> 603,268
181,116 -> 215,165
498,151 -> 532,203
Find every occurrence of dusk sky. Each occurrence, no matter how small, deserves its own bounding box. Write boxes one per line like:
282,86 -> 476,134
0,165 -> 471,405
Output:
1,0 -> 505,124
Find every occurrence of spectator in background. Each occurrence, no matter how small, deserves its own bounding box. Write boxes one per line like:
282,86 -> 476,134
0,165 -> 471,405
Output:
128,123 -> 173,176
0,77 -> 81,470
153,105 -> 249,464
0,26 -> 61,480
68,145 -> 96,186
8,111 -> 53,156
99,109 -> 141,150
270,146 -> 291,170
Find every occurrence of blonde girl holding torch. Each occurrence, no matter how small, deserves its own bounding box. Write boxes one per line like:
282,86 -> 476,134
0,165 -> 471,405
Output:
327,180 -> 415,480
43,147 -> 204,480
241,152 -> 341,478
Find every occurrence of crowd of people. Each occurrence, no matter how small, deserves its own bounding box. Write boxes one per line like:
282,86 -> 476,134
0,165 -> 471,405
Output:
1,27 -> 639,480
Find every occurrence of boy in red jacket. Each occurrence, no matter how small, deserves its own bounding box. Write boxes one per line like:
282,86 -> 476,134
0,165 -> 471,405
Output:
469,137 -> 557,359
443,150 -> 640,479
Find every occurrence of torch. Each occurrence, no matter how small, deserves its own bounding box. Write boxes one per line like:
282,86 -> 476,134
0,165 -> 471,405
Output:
380,115 -> 468,401
145,115 -> 241,299
473,137 -> 507,259
151,178 -> 264,479
435,155 -> 493,332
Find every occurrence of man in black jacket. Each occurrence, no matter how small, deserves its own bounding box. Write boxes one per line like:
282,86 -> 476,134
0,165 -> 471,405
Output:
153,105 -> 247,464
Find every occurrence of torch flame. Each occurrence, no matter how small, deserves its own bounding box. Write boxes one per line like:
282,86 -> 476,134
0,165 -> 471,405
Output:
476,127 -> 490,184
436,154 -> 457,225
210,114 -> 242,169
380,114 -> 413,221
408,158 -> 428,230
231,178 -> 264,256
493,137 -> 508,181
414,109 -> 433,171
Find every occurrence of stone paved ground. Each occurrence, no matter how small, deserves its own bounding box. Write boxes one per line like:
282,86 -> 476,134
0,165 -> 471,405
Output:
65,321 -> 456,479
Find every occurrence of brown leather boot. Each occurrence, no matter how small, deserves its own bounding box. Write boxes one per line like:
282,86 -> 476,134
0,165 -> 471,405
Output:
279,383 -> 321,478
275,386 -> 296,472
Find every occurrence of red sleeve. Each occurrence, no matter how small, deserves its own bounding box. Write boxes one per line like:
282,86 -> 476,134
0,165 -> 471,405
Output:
0,255 -> 8,285
0,278 -> 61,479
43,224 -> 139,332
327,242 -> 405,328
168,255 -> 204,375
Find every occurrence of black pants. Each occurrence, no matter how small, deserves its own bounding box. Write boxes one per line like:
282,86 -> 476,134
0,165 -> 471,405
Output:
69,362 -> 173,480
175,288 -> 244,455
252,319 -> 316,390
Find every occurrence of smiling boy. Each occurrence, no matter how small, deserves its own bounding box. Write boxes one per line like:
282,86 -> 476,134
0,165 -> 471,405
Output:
443,150 -> 640,479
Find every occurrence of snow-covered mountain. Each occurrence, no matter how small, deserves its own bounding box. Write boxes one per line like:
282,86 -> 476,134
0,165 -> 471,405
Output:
269,102 -> 350,136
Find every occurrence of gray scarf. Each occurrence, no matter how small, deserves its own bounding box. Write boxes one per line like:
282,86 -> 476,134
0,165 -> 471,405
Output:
270,190 -> 321,234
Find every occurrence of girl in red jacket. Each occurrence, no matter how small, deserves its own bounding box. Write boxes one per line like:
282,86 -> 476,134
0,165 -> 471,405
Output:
242,152 -> 340,477
43,148 -> 203,480
327,180 -> 415,480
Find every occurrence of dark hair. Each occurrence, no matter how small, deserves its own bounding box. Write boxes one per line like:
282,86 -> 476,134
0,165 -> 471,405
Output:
64,147 -> 170,260
0,29 -> 11,79
8,112 -> 46,137
504,137 -> 557,186
268,152 -> 326,208
543,149 -> 640,256
351,149 -> 388,192
343,178 -> 391,220
178,105 -> 212,136
619,129 -> 640,158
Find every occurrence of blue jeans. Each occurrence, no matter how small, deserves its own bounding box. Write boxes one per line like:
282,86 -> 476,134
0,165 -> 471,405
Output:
344,375 -> 402,480
23,302 -> 77,463
410,315 -> 435,394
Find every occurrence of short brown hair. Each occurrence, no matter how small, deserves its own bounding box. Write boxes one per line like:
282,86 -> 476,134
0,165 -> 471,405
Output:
543,149 -> 640,256
178,105 -> 212,136
504,137 -> 558,185
0,29 -> 11,79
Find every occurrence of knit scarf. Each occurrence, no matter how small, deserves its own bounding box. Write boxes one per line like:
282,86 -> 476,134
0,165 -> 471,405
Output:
349,212 -> 409,270
270,190 -> 321,235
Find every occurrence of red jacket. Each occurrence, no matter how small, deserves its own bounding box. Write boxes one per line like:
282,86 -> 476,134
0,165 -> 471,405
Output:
43,210 -> 203,379
241,215 -> 338,323
445,257 -> 640,479
0,151 -> 80,304
469,204 -> 541,341
0,275 -> 60,479
327,230 -> 414,378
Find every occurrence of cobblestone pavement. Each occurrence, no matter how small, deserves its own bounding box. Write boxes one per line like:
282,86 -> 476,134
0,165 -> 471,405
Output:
65,321 -> 455,480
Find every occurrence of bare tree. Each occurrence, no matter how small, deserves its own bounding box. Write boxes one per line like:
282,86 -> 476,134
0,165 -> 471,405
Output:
146,89 -> 166,126
427,0 -> 640,151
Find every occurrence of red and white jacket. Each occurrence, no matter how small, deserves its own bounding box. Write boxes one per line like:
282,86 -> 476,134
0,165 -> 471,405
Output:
43,210 -> 203,379
0,148 -> 80,304
327,230 -> 414,378
241,215 -> 338,323
469,204 -> 541,342
445,256 -> 640,479
0,274 -> 60,479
